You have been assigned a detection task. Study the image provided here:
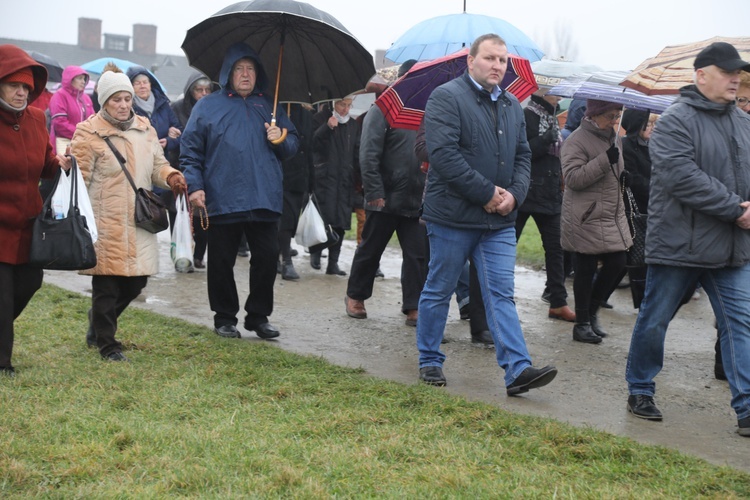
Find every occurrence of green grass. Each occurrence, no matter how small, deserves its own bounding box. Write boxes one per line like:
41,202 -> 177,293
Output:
1,285 -> 749,497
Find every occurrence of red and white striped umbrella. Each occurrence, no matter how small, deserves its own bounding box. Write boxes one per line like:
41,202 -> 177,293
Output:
375,49 -> 537,130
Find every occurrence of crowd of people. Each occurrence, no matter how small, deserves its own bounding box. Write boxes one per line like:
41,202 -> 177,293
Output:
1,36 -> 749,437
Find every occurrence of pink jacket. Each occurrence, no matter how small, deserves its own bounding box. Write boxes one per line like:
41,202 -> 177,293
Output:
49,65 -> 94,152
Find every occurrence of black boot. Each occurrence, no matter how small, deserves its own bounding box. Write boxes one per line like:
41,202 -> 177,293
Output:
573,323 -> 602,344
281,260 -> 300,281
589,304 -> 609,338
326,244 -> 346,276
310,251 -> 321,270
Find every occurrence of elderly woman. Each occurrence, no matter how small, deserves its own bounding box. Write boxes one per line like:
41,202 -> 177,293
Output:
0,45 -> 70,376
561,99 -> 632,344
71,67 -> 186,362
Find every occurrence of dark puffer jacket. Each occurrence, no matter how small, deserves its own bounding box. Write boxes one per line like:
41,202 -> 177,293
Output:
646,85 -> 750,268
423,72 -> 531,229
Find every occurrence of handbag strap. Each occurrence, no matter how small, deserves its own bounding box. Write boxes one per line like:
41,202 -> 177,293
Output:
66,155 -> 80,214
103,136 -> 139,194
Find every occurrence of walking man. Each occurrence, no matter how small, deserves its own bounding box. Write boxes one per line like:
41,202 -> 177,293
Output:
625,42 -> 750,437
417,33 -> 557,392
181,42 -> 299,340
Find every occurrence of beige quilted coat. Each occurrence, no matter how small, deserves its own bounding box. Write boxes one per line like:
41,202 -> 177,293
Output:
560,118 -> 632,254
70,113 -> 179,276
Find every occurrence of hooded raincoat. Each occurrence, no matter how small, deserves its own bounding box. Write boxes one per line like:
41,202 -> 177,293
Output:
48,66 -> 94,153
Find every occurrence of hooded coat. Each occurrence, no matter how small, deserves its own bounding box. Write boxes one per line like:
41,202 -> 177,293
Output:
0,45 -> 59,265
171,70 -> 217,128
180,43 -> 299,220
48,66 -> 94,153
70,112 -> 179,276
560,117 -> 632,254
646,85 -> 750,268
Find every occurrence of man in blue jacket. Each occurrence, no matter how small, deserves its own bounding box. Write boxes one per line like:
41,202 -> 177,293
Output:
625,42 -> 750,437
181,42 -> 299,340
418,33 -> 557,393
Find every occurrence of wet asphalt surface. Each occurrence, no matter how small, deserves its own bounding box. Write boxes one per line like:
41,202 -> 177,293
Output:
44,232 -> 749,472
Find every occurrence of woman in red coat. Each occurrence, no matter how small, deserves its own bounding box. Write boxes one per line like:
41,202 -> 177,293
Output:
0,44 -> 70,377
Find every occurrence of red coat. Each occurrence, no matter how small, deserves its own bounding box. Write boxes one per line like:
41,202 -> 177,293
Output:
0,45 -> 59,264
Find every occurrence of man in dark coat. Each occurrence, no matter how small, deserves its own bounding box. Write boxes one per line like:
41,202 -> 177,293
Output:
417,34 -> 557,392
516,90 -> 575,323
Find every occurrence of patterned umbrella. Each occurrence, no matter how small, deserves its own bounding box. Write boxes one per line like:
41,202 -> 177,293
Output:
375,49 -> 537,130
384,13 -> 544,63
621,36 -> 750,95
547,70 -> 675,114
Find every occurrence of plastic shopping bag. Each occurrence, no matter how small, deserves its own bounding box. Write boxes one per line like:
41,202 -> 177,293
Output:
170,194 -> 194,273
294,196 -> 328,248
50,162 -> 98,243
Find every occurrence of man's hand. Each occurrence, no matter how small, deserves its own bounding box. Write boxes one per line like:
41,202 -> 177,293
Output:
327,115 -> 338,129
265,122 -> 282,142
367,198 -> 385,208
189,189 -> 206,209
483,186 -> 504,213
736,201 -> 750,229
496,190 -> 516,216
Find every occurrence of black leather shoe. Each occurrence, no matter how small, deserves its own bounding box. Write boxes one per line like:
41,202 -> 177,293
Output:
374,267 -> 384,278
600,301 -> 614,309
0,366 -> 16,377
290,248 -> 298,257
627,394 -> 662,421
738,416 -> 750,437
310,252 -> 321,270
590,314 -> 609,338
471,330 -> 494,345
419,366 -> 446,386
573,323 -> 602,344
459,304 -> 470,320
248,322 -> 280,340
103,352 -> 129,362
506,365 -> 557,396
326,264 -> 347,276
281,262 -> 300,281
214,325 -> 241,338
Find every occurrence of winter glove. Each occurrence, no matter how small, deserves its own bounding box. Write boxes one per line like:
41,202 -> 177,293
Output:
606,144 -> 620,165
167,172 -> 187,197
541,127 -> 557,145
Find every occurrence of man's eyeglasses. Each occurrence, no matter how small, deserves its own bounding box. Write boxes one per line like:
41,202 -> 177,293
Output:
737,97 -> 750,107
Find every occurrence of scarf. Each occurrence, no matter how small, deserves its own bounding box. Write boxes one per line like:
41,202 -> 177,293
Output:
133,92 -> 155,117
526,98 -> 562,157
0,97 -> 27,113
333,110 -> 350,124
100,108 -> 135,131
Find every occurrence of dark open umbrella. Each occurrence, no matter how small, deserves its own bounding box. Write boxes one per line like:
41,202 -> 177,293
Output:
375,49 -> 537,130
181,0 -> 375,111
26,50 -> 63,83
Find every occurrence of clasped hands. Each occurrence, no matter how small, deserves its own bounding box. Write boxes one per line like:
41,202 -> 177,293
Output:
737,201 -> 750,229
483,186 -> 515,216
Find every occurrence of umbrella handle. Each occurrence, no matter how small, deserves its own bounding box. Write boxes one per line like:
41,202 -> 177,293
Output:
270,120 -> 288,145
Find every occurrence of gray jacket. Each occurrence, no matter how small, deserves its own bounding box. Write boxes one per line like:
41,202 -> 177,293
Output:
647,85 -> 750,268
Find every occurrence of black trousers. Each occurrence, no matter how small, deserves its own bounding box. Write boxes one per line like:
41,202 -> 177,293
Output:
207,221 -> 279,328
0,263 -> 43,368
91,275 -> 148,357
516,211 -> 568,308
573,251 -> 627,323
346,211 -> 426,312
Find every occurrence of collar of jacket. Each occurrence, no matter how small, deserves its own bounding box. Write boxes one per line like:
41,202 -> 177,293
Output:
581,116 -> 617,141
461,72 -> 508,104
678,84 -> 737,115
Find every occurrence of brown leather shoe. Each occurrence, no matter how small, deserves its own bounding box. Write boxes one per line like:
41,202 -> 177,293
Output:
405,309 -> 418,327
345,296 -> 367,319
548,305 -> 576,322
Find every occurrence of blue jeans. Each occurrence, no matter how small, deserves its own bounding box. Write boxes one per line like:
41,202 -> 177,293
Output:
416,223 -> 532,386
626,264 -> 750,420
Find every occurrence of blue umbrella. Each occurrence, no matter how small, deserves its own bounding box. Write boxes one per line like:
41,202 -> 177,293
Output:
384,13 -> 544,63
547,70 -> 675,114
81,57 -> 166,93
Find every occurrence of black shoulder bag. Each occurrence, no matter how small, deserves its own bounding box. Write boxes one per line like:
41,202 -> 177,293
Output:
103,136 -> 169,234
29,156 -> 97,270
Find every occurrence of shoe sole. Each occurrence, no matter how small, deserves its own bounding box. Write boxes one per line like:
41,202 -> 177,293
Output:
507,368 -> 558,396
215,329 -> 241,339
254,330 -> 280,340
738,428 -> 750,437
627,404 -> 663,421
419,377 -> 446,387
573,336 -> 602,344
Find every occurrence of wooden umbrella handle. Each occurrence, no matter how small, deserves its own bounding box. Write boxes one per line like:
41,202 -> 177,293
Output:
270,42 -> 287,145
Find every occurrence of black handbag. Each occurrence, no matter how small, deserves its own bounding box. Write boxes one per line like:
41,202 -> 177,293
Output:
624,187 -> 647,267
104,136 -> 169,234
29,157 -> 97,270
307,194 -> 340,254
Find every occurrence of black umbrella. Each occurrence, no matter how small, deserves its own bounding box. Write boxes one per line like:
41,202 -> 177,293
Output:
181,0 -> 375,109
26,50 -> 64,83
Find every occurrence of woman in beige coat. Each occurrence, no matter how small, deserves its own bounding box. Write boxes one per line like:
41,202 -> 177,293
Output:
71,68 -> 186,361
561,99 -> 632,344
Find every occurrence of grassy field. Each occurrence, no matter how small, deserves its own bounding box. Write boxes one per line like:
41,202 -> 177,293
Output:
1,285 -> 749,497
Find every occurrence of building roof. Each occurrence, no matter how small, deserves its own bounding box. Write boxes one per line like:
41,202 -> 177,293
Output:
0,37 -> 195,100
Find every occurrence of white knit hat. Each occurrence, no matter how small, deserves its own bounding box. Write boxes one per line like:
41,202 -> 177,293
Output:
97,71 -> 134,107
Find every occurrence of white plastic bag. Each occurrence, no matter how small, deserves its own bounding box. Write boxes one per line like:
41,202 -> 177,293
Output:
295,196 -> 328,248
50,161 -> 98,242
170,194 -> 194,273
